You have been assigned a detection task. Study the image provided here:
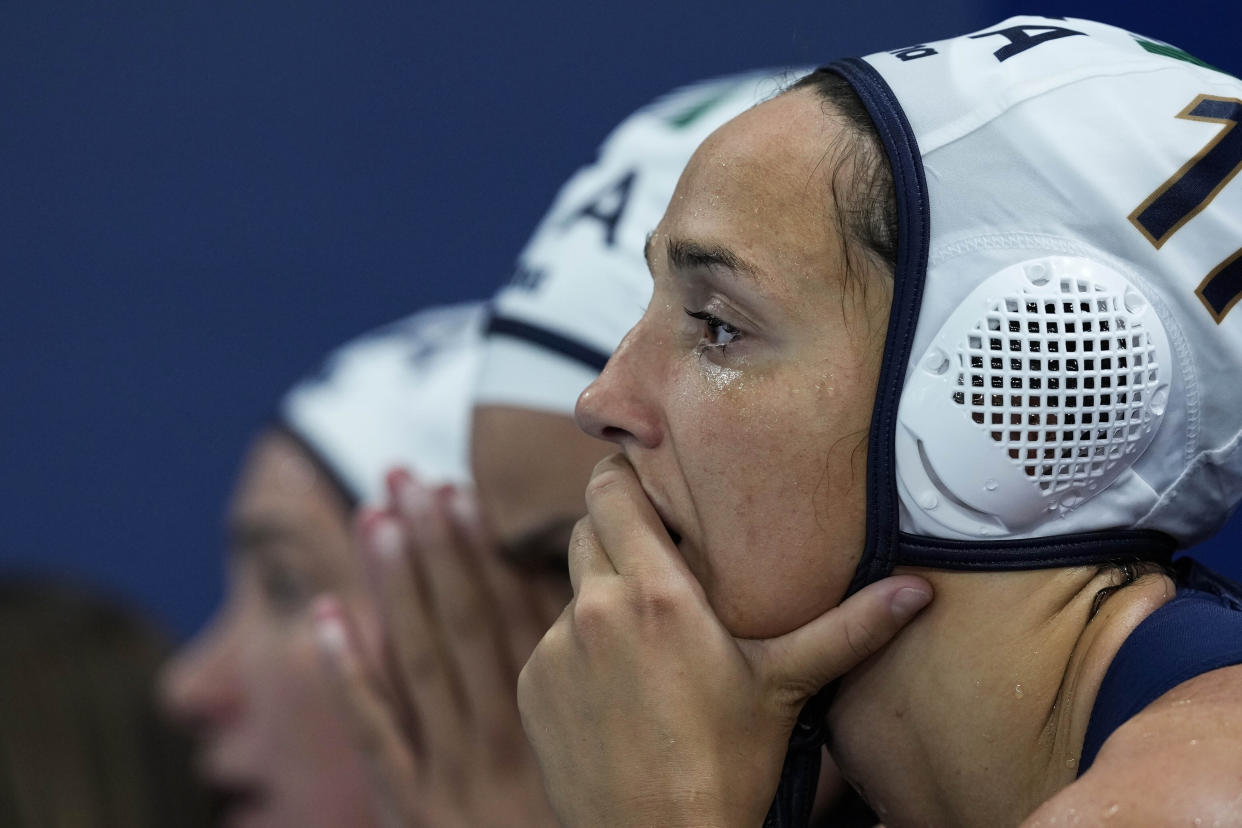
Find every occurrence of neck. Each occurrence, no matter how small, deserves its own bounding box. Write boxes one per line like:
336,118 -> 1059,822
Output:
826,564 -> 1174,828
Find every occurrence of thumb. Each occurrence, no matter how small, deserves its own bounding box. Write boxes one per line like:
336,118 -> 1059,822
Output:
760,576 -> 932,698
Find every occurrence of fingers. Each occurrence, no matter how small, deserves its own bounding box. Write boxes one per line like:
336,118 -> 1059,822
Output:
567,515 -> 614,594
312,596 -> 420,828
583,454 -> 685,580
382,472 -> 554,770
762,576 -> 933,697
396,479 -> 500,695
358,506 -> 461,757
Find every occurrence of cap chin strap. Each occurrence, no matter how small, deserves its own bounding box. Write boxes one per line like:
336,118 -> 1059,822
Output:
762,689 -> 829,828
762,54 -> 930,828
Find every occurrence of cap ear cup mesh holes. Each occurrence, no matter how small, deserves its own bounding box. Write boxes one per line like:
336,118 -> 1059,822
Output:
950,265 -> 1163,496
897,256 -> 1172,536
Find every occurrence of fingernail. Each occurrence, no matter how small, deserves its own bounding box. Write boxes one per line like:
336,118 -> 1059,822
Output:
369,516 -> 402,561
448,486 -> 479,525
312,598 -> 347,654
397,475 -> 433,516
890,586 -> 932,621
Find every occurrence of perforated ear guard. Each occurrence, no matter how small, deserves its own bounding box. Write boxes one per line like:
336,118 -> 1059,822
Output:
896,256 -> 1172,538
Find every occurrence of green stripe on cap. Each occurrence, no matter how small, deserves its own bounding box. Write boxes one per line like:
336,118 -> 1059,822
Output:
1135,38 -> 1225,74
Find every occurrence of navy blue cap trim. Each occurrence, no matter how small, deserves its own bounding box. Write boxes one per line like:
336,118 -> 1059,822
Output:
484,313 -> 611,372
894,530 -> 1176,570
827,58 -> 932,598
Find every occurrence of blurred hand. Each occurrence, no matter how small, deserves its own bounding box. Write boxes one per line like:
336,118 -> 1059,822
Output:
517,454 -> 932,828
314,470 -> 569,828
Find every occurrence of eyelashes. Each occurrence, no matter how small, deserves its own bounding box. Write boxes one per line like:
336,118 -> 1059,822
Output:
683,307 -> 742,352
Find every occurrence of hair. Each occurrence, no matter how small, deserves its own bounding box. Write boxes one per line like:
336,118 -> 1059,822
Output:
790,69 -> 899,285
0,577 -> 215,828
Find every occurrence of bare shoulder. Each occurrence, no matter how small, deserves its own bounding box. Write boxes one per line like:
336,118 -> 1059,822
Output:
1022,663 -> 1242,827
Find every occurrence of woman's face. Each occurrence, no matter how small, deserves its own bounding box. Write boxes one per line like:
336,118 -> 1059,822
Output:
576,88 -> 892,639
161,430 -> 378,828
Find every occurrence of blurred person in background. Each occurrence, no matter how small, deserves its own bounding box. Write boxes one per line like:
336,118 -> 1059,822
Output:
0,576 -> 213,828
157,303 -> 568,828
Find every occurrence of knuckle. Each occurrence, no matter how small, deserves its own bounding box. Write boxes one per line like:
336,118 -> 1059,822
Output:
629,574 -> 690,622
584,465 -> 628,503
843,616 -> 881,662
570,589 -> 613,636
568,517 -> 598,556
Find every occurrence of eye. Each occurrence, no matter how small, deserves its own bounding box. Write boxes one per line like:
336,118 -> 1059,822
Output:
257,560 -> 312,615
684,307 -> 742,351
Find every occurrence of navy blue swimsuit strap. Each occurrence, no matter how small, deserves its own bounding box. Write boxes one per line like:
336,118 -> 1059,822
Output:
1079,562 -> 1242,774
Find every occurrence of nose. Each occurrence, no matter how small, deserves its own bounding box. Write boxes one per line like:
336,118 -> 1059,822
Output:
158,610 -> 244,734
575,322 -> 663,448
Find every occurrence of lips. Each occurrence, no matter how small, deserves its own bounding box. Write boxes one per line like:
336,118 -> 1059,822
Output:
641,486 -> 684,547
623,455 -> 687,548
209,780 -> 267,826
200,762 -> 269,827
664,523 -> 683,546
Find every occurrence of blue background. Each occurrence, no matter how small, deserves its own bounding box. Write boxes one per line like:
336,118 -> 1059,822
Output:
2,2 -> 1239,638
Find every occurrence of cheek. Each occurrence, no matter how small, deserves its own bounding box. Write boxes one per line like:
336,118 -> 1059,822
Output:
681,375 -> 869,638
257,622 -> 377,824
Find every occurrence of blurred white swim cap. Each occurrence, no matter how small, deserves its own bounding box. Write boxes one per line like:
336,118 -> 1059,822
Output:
278,303 -> 483,505
829,16 -> 1242,586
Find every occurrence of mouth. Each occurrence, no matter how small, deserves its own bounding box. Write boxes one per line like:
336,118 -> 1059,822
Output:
646,498 -> 683,547
621,455 -> 685,549
206,777 -> 268,826
664,523 -> 683,547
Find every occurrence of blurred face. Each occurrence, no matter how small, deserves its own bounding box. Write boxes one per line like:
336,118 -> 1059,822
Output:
576,89 -> 892,639
161,429 -> 378,828
471,405 -> 613,568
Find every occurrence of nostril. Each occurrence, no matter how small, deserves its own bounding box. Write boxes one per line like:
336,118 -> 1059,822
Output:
598,425 -> 630,442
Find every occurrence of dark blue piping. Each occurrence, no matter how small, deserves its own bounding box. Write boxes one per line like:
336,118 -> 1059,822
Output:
828,58 -> 932,597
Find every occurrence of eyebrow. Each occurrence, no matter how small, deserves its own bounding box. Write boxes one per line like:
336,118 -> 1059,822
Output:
643,232 -> 759,281
226,518 -> 301,564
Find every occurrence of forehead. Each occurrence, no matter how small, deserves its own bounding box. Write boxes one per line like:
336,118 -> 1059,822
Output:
656,88 -> 849,281
228,430 -> 352,551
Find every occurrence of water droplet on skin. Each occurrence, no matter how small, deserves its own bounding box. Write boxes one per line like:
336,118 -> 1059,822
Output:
1014,684 -> 1025,699
1103,802 -> 1119,819
1189,738 -> 1199,746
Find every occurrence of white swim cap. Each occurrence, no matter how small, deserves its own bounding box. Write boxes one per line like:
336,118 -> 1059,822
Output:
828,16 -> 1242,587
278,303 -> 483,505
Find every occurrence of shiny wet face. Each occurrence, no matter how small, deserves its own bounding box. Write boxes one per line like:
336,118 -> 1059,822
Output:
575,88 -> 893,639
160,430 -> 379,828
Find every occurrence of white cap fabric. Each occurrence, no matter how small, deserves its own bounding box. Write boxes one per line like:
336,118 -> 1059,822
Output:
476,68 -> 810,414
832,16 -> 1242,585
278,303 -> 483,505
